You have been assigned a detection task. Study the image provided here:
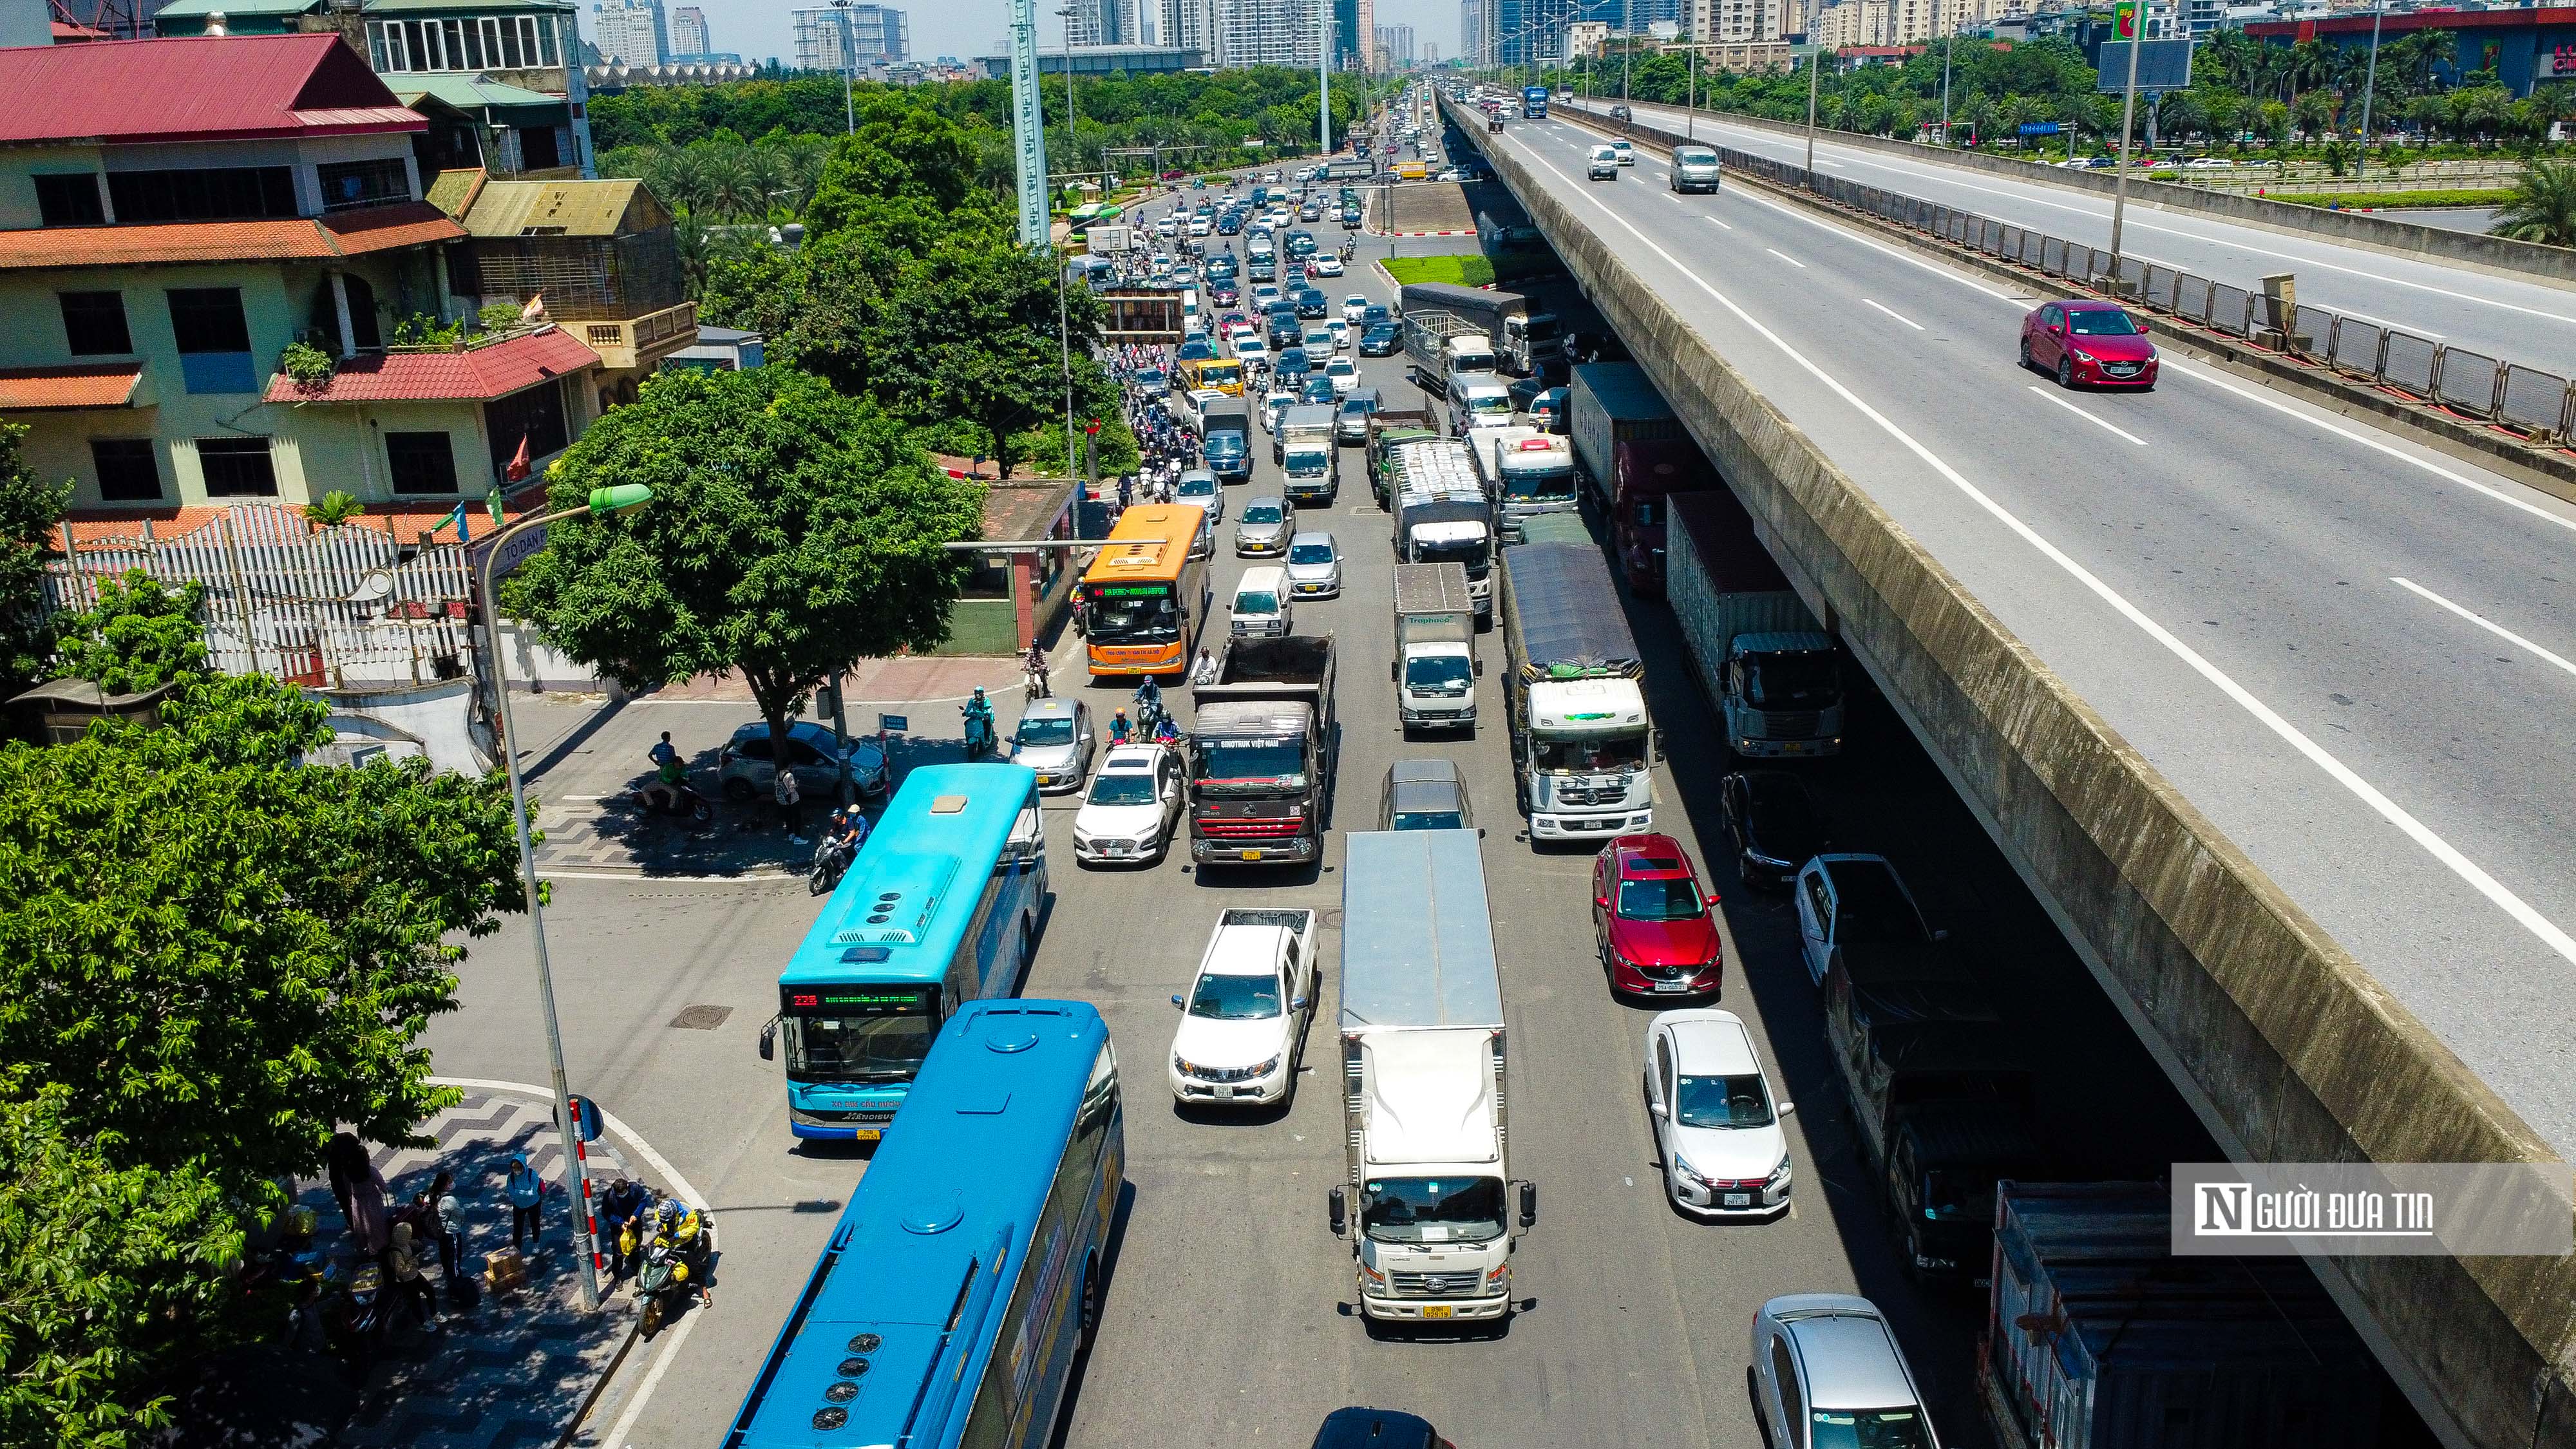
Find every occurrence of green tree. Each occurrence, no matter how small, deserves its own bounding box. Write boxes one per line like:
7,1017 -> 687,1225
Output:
0,672 -> 526,1191
46,571 -> 207,694
0,1083 -> 247,1448
871,238 -> 1099,478
2492,158 -> 2576,247
504,365 -> 985,770
2292,88 -> 2338,143
0,421 -> 66,698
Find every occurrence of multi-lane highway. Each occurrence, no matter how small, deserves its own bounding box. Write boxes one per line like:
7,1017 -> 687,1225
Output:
1593,97 -> 2576,376
1480,113 -> 2576,1166
426,186 -> 2263,1446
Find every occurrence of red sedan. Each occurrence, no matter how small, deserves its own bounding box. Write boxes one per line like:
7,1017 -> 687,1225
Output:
1591,835 -> 1725,1000
2020,299 -> 2158,390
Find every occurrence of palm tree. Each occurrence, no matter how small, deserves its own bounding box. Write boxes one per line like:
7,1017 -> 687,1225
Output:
2491,159 -> 2576,247
699,144 -> 765,220
739,144 -> 789,219
641,144 -> 712,217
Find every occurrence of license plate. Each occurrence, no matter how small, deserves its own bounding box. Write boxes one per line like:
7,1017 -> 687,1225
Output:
1782,742 -> 1808,755
853,1128 -> 882,1142
1723,1193 -> 1751,1207
1421,1305 -> 1453,1320
1654,981 -> 1689,993
1240,849 -> 1260,860
1214,1084 -> 1235,1099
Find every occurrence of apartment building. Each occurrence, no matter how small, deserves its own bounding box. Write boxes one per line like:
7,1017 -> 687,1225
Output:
1376,21 -> 1414,66
1690,0 -> 1788,43
791,3 -> 907,70
0,35 -> 614,525
1068,0 -> 1141,46
591,0 -> 665,63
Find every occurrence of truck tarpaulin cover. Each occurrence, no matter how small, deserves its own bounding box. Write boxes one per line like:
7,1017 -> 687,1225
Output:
1504,542 -> 1641,677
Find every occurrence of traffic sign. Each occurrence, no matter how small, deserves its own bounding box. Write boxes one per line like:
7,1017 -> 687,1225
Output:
2019,121 -> 2063,136
564,1094 -> 603,1142
879,713 -> 909,733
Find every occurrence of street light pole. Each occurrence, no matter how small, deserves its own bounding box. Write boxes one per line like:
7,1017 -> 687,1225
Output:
1320,0 -> 1332,155
1057,8 -> 1079,446
831,0 -> 855,133
2107,0 -> 2145,270
2356,0 -> 2385,152
475,482 -> 654,1315
1940,28 -> 1953,144
1805,44 -> 1822,178
1621,0 -> 1631,108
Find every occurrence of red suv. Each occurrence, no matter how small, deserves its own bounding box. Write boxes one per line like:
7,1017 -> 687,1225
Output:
1592,834 -> 1724,999
2020,299 -> 2158,390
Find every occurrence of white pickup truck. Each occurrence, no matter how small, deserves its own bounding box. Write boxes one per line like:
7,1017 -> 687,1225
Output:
1167,907 -> 1321,1108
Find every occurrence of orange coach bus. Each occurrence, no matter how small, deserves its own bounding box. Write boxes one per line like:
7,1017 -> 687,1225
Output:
1075,504 -> 1213,678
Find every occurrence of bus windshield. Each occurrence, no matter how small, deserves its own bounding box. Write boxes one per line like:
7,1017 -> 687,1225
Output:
1087,587 -> 1180,645
781,987 -> 938,1084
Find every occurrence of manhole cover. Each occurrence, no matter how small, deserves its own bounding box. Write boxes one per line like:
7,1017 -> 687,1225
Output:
1318,908 -> 1344,929
669,1005 -> 733,1030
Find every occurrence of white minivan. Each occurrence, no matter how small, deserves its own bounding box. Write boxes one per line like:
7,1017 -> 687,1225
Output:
1587,144 -> 1619,181
1230,566 -> 1293,638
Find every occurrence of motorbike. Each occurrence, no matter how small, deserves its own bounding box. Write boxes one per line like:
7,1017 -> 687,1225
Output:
631,779 -> 715,828
1132,687 -> 1168,742
962,704 -> 998,761
626,1201 -> 715,1338
810,831 -> 858,895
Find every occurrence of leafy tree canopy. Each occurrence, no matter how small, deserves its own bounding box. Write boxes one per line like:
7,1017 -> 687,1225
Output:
47,571 -> 207,695
502,365 -> 986,752
0,418 -> 68,697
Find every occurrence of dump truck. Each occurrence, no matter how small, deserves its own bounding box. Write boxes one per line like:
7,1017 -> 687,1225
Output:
1187,636 -> 1337,867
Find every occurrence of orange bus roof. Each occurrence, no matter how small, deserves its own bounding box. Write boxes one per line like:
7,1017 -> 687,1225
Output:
1081,504 -> 1201,585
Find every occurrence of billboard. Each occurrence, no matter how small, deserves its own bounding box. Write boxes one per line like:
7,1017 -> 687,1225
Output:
2096,39 -> 2193,92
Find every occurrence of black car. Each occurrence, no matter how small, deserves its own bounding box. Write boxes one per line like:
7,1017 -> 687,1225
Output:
1249,255 -> 1278,283
1294,288 -> 1329,319
1206,253 -> 1238,280
1267,313 -> 1303,348
1217,213 -> 1244,235
1719,770 -> 1833,887
1311,1408 -> 1454,1449
1285,229 -> 1318,258
1358,323 -> 1400,357
1360,304 -> 1392,329
1609,103 -> 1633,120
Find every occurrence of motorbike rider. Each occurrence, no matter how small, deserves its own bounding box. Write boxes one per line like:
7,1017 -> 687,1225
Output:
1133,674 -> 1163,729
1191,646 -> 1220,686
961,687 -> 996,752
1023,642 -> 1050,698
643,731 -> 682,810
1108,707 -> 1133,746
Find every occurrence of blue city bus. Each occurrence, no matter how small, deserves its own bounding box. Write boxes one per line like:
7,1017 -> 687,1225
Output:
724,1000 -> 1124,1449
761,762 -> 1048,1140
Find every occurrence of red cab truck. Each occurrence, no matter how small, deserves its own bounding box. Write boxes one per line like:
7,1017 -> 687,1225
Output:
1567,363 -> 1719,596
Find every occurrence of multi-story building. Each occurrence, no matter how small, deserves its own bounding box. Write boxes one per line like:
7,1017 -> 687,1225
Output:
1201,0 -> 1319,67
1332,0 -> 1374,69
1068,0 -> 1141,46
1564,17 -> 1609,56
153,0 -> 595,177
1461,0 -> 1482,63
1421,39 -> 1437,62
590,0 -> 664,63
1690,0 -> 1788,43
1376,21 -> 1414,66
0,35 -> 616,525
668,3 -> 706,53
791,3 -> 907,70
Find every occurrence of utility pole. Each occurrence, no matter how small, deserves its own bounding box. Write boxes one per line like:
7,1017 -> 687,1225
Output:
1621,0 -> 1631,108
2356,0 -> 2385,151
1805,44 -> 1822,178
832,0 -> 856,133
1685,39 -> 1696,140
2107,0 -> 2145,273
1321,0 -> 1333,154
1940,28 -> 1954,144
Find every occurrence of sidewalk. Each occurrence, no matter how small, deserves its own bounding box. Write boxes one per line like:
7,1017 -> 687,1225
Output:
515,649 -> 1063,880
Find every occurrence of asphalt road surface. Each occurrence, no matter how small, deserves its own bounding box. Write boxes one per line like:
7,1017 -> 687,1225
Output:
1590,97 -> 2576,377
1480,114 -> 2576,1165
429,188 -> 2394,1449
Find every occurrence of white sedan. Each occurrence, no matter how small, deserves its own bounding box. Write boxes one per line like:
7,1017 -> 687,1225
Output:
1311,254 -> 1345,277
1642,1009 -> 1794,1218
1343,293 -> 1370,323
1072,744 -> 1184,865
1231,334 -> 1270,366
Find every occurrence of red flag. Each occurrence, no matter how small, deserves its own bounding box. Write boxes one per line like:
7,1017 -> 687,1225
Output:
505,435 -> 531,482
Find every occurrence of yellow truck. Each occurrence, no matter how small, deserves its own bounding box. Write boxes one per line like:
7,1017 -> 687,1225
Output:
1396,160 -> 1427,182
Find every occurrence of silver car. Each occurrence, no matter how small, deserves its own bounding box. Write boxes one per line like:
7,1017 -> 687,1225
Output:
1235,497 -> 1291,556
1284,530 -> 1341,598
1671,144 -> 1723,194
1011,696 -> 1095,794
1749,1296 -> 1940,1449
716,719 -> 887,803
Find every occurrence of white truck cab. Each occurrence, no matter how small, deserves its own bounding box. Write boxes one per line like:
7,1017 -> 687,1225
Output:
1231,565 -> 1293,638
1448,376 -> 1515,435
1523,677 -> 1655,839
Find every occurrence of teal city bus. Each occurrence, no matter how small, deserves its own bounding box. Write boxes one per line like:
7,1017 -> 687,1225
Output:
760,762 -> 1048,1140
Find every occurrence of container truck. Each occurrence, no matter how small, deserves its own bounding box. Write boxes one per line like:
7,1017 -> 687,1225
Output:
1982,1182 -> 2385,1449
1466,426 -> 1578,536
1399,281 -> 1562,377
1367,410 -> 1441,507
1495,542 -> 1656,839
1327,829 -> 1535,1324
1392,562 -> 1482,734
1202,397 -> 1253,484
1665,489 -> 1845,760
1187,636 -> 1337,866
1520,85 -> 1549,119
1403,310 -> 1498,394
1280,403 -> 1340,503
1567,363 -> 1720,594
1388,438 -> 1496,625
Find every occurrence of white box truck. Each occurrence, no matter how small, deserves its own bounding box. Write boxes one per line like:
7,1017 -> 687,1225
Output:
1329,829 -> 1534,1324
1393,562 -> 1481,733
1497,541 -> 1657,839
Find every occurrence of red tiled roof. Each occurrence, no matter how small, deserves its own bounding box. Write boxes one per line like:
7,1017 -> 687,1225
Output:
0,36 -> 424,144
0,363 -> 143,410
0,202 -> 466,270
264,327 -> 600,404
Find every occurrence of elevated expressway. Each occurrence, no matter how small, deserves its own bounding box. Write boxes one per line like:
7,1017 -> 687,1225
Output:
1440,96 -> 2576,1449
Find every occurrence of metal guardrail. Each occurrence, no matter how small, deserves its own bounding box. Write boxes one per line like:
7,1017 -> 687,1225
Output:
1540,100 -> 2576,446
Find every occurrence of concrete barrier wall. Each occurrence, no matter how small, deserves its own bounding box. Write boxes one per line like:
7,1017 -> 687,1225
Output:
1454,98 -> 2575,1449
1591,102 -> 2576,293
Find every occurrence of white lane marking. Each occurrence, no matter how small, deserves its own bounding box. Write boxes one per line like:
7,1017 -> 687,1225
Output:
1862,298 -> 1924,330
2027,384 -> 2147,445
1684,111 -> 2576,330
1511,135 -> 2576,976
2163,362 -> 2576,536
1726,176 -> 2576,535
2390,578 -> 2576,681
1702,213 -> 1734,231
604,1309 -> 701,1449
1766,247 -> 1807,269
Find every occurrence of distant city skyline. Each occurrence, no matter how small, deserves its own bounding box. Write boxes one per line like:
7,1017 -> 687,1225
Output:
578,0 -> 1461,71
